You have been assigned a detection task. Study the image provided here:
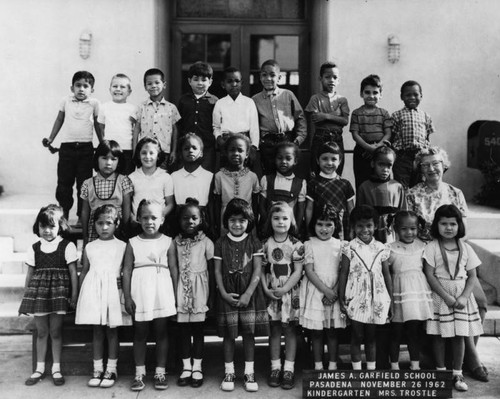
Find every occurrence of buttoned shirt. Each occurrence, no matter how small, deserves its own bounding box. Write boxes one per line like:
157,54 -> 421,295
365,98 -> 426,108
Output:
177,91 -> 218,148
252,87 -> 307,145
137,97 -> 181,153
391,107 -> 435,151
305,91 -> 350,134
171,166 -> 213,206
213,94 -> 259,147
59,95 -> 100,142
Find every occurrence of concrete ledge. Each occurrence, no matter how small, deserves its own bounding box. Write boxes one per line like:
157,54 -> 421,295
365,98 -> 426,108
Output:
468,239 -> 500,305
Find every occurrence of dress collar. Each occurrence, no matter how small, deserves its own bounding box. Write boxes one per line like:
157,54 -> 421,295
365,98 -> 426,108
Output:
276,171 -> 295,180
227,232 -> 248,242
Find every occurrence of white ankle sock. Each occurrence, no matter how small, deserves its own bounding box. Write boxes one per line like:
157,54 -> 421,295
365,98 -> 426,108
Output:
244,361 -> 254,375
52,363 -> 61,374
284,360 -> 294,372
366,361 -> 376,370
271,359 -> 281,370
192,358 -> 202,372
314,361 -> 323,370
328,361 -> 337,370
107,358 -> 117,373
225,362 -> 235,374
36,362 -> 45,373
136,365 -> 146,376
391,362 -> 400,370
410,360 -> 420,370
93,359 -> 104,372
182,358 -> 192,371
352,361 -> 362,370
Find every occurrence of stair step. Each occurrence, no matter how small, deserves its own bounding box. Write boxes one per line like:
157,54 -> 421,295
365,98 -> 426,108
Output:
468,239 -> 500,305
467,203 -> 500,239
0,252 -> 28,274
0,236 -> 14,255
0,301 -> 31,334
479,277 -> 497,306
484,304 -> 500,336
0,274 -> 25,302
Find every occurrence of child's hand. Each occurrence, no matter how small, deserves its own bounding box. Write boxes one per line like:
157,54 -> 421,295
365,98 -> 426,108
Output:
224,292 -> 240,307
454,295 -> 467,309
339,298 -> 347,315
264,288 -> 280,301
237,292 -> 250,308
125,297 -> 136,316
444,294 -> 456,308
323,288 -> 337,303
69,293 -> 78,309
273,287 -> 287,298
169,152 -> 176,166
311,112 -> 328,123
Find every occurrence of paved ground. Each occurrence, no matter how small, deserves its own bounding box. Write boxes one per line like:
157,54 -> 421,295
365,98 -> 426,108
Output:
0,335 -> 498,399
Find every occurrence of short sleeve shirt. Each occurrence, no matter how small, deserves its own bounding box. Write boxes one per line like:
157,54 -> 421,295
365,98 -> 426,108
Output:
26,236 -> 78,267
423,240 -> 480,280
129,168 -> 174,218
305,91 -> 350,133
349,105 -> 392,143
97,101 -> 137,150
59,95 -> 100,142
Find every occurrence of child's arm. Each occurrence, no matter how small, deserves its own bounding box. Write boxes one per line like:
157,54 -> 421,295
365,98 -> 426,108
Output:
311,97 -> 349,126
78,248 -> 90,290
169,123 -> 179,165
122,243 -> 136,316
347,197 -> 355,215
238,254 -> 263,307
167,240 -> 178,303
424,260 -> 456,307
338,254 -> 350,313
46,111 -> 65,144
94,115 -> 104,143
98,123 -> 106,139
295,201 -> 306,235
132,121 -> 141,155
455,268 -> 478,309
68,260 -> 78,308
81,199 -> 91,248
351,130 -> 377,152
305,199 -> 313,232
214,258 -> 239,306
121,192 -> 132,227
381,259 -> 393,302
291,93 -> 307,146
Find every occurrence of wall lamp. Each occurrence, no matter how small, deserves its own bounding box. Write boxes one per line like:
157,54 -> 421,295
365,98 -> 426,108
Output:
387,35 -> 400,63
79,30 -> 92,59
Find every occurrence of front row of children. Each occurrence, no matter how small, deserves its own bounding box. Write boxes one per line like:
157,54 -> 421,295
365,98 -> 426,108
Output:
20,197 -> 483,393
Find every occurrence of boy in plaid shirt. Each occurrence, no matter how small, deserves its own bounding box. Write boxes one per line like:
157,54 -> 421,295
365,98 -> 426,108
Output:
391,80 -> 434,188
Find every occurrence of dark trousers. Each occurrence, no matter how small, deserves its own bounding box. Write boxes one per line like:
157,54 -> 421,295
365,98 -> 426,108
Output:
353,145 -> 374,190
393,149 -> 421,189
56,142 -> 94,218
122,150 -> 135,175
310,130 -> 344,176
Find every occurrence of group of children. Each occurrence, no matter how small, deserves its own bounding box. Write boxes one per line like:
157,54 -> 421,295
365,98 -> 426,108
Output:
18,59 -> 484,393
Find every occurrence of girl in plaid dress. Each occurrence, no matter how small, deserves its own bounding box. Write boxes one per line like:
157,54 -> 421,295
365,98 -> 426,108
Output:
19,205 -> 78,386
81,140 -> 133,246
305,141 -> 354,240
424,205 -> 483,392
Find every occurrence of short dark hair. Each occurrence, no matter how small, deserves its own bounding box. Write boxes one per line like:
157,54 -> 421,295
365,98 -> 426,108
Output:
136,199 -> 163,220
222,198 -> 255,232
32,204 -> 69,236
371,145 -> 396,163
390,210 -> 426,231
224,133 -> 250,157
261,59 -> 280,70
143,68 -> 165,84
93,204 -> 120,226
188,61 -> 213,79
133,137 -> 165,168
308,203 -> 341,239
274,141 -> 300,162
360,74 -> 382,93
400,80 -> 422,96
349,205 -> 378,227
179,132 -> 204,152
430,204 -> 466,239
319,61 -> 337,77
222,66 -> 241,80
176,197 -> 208,235
72,71 -> 95,87
316,141 -> 343,161
93,140 -> 124,174
263,201 -> 297,238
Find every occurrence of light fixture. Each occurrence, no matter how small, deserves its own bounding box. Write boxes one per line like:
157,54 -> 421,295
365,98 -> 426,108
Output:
387,35 -> 400,63
79,30 -> 92,59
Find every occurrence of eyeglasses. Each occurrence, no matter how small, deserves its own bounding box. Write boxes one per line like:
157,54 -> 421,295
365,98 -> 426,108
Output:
420,160 -> 442,170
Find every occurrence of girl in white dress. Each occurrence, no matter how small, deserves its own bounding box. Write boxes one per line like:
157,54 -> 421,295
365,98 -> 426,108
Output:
76,204 -> 130,388
175,198 -> 214,388
299,205 -> 346,372
339,205 -> 392,371
387,211 -> 432,371
122,200 -> 178,392
262,202 -> 304,389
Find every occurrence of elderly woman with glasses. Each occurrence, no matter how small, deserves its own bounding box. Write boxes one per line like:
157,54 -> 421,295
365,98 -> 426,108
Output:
405,145 -> 489,383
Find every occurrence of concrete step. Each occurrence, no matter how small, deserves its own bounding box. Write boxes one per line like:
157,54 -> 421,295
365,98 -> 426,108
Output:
0,274 -> 25,302
0,301 -> 32,334
468,203 -> 500,239
468,239 -> 500,305
0,252 -> 28,274
0,236 -> 14,255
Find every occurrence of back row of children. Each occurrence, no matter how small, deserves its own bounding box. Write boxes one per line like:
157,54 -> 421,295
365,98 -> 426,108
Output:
21,197 -> 482,394
44,59 -> 433,228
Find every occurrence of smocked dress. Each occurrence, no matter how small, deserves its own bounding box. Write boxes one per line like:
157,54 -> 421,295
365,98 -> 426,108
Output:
263,235 -> 304,325
343,238 -> 391,324
129,234 -> 176,322
299,237 -> 347,330
80,172 -> 133,242
19,237 -> 78,315
424,239 -> 483,338
76,238 -> 131,327
388,239 -> 433,323
175,232 -> 214,323
215,233 -> 270,339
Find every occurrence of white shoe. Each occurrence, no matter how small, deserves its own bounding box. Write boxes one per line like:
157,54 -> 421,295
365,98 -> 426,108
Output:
100,370 -> 116,388
453,375 -> 468,391
221,373 -> 235,391
88,370 -> 103,387
244,373 -> 259,392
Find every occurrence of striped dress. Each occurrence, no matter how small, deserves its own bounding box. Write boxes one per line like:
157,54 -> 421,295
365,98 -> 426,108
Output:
424,239 -> 483,338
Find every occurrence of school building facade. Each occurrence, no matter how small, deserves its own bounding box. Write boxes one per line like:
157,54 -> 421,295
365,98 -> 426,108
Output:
1,0 -> 500,201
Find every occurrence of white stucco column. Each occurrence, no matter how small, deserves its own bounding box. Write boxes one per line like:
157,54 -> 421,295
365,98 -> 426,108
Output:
310,0 -> 335,92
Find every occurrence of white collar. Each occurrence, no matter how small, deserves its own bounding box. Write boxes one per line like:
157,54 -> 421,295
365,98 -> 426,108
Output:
227,232 -> 248,242
319,171 -> 338,179
276,171 -> 295,180
40,235 -> 63,247
181,166 -> 204,177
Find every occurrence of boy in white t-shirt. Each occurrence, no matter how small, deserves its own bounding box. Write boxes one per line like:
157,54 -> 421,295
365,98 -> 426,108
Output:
98,74 -> 138,174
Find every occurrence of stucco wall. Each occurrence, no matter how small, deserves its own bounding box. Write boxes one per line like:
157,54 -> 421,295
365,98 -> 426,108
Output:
321,0 -> 500,199
0,0 -> 156,195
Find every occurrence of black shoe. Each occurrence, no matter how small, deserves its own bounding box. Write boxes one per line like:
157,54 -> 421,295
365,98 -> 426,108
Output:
191,370 -> 204,388
268,369 -> 281,387
25,371 -> 45,386
281,370 -> 295,390
177,370 -> 192,386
